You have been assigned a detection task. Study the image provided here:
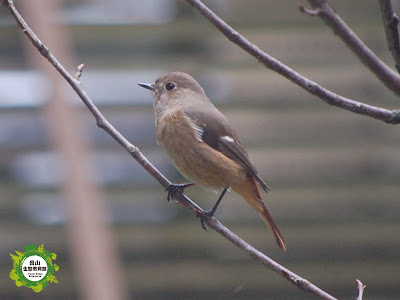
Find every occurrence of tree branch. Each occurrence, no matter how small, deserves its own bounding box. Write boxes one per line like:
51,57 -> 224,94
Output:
306,0 -> 400,95
1,0 -> 337,299
379,0 -> 400,73
185,0 -> 400,124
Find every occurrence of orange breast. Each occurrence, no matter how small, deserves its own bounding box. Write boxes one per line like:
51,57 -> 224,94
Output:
157,109 -> 247,189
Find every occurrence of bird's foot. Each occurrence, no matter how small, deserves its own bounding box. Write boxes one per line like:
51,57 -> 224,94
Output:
198,187 -> 228,231
199,209 -> 215,231
165,183 -> 194,203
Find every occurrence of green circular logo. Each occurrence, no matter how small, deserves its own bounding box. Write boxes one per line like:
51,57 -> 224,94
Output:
10,244 -> 59,292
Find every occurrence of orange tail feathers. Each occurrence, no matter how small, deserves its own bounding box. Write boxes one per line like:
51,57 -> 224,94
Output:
259,205 -> 286,251
232,177 -> 286,251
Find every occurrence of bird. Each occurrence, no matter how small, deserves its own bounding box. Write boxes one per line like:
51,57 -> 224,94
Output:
138,72 -> 286,251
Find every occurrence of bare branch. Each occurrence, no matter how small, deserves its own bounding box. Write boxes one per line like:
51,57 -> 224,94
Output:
307,0 -> 400,95
2,0 -> 338,299
356,279 -> 366,300
379,0 -> 400,73
185,0 -> 400,124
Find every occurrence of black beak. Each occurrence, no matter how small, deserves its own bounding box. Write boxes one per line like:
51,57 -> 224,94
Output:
138,82 -> 154,91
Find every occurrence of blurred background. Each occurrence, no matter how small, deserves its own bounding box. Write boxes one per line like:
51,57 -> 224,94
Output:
1,0 -> 400,299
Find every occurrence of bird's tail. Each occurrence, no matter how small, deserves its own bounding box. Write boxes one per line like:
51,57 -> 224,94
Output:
232,177 -> 286,251
258,205 -> 286,251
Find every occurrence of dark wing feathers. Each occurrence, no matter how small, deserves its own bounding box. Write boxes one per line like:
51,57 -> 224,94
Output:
219,137 -> 270,193
184,107 -> 270,193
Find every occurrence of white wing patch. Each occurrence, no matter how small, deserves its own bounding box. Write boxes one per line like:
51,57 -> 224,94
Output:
184,114 -> 204,142
221,136 -> 234,143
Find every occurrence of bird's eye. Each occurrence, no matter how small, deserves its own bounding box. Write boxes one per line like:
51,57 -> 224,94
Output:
165,83 -> 175,91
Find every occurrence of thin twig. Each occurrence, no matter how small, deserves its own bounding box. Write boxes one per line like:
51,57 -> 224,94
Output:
185,0 -> 400,124
307,0 -> 400,95
356,279 -> 366,300
1,1 -> 337,299
379,0 -> 400,73
298,4 -> 321,17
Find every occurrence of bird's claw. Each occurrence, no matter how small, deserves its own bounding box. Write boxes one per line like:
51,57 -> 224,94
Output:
199,209 -> 214,231
165,183 -> 194,203
200,218 -> 208,231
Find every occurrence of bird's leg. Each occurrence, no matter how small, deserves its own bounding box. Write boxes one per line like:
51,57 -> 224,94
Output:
200,187 -> 229,230
165,183 -> 195,203
207,187 -> 229,216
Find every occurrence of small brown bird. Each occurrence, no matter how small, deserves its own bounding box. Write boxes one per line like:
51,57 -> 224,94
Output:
138,72 -> 286,251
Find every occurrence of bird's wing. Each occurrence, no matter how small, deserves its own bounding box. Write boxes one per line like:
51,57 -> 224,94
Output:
184,107 -> 270,193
